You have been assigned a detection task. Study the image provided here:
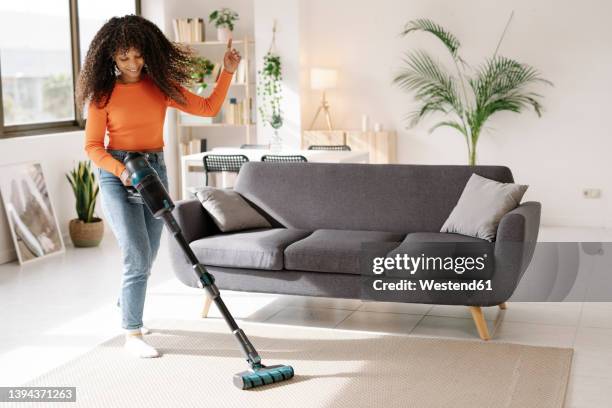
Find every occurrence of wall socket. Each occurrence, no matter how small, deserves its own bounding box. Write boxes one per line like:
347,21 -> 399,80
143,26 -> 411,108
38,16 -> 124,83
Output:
582,188 -> 602,199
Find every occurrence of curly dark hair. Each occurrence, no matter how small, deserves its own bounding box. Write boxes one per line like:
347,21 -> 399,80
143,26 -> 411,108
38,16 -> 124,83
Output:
76,14 -> 193,111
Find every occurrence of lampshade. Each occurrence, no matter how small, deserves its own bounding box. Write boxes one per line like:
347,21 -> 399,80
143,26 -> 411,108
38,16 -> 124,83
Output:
310,68 -> 338,90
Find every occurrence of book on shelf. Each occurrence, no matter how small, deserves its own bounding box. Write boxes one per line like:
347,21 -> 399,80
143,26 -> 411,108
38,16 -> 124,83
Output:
247,97 -> 253,124
230,59 -> 247,84
172,18 -> 205,42
222,98 -> 252,125
239,59 -> 248,84
189,138 -> 201,154
224,98 -> 237,125
179,141 -> 188,156
180,138 -> 205,155
193,19 -> 204,42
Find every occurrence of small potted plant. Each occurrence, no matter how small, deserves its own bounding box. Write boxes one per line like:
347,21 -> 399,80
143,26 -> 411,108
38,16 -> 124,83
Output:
66,161 -> 104,247
209,8 -> 239,42
189,56 -> 215,94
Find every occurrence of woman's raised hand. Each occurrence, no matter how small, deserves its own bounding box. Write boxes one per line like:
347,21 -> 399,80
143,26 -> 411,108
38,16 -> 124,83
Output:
223,38 -> 241,73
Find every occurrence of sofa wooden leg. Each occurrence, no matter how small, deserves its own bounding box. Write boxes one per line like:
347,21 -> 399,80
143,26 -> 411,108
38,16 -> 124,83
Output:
499,302 -> 507,310
201,294 -> 213,318
469,306 -> 491,341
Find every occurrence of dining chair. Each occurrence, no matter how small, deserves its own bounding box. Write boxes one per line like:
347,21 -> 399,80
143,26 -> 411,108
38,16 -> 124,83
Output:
307,144 -> 351,151
203,154 -> 249,186
261,154 -> 308,163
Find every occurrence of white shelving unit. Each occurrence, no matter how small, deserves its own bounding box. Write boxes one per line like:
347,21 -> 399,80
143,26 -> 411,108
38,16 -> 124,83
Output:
175,36 -> 256,156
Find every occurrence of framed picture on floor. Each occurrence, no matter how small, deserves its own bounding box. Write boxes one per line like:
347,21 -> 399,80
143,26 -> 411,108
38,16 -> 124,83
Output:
0,162 -> 65,264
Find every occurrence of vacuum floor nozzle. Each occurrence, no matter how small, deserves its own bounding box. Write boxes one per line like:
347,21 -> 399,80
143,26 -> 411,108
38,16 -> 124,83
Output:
233,365 -> 294,390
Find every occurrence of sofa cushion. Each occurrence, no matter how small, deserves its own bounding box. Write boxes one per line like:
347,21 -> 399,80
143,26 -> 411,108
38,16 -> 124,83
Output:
441,173 -> 528,241
385,232 -> 495,280
284,229 -> 405,275
195,187 -> 272,232
191,228 -> 311,270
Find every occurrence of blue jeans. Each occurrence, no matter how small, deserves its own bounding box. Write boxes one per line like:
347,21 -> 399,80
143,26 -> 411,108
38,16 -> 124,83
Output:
97,150 -> 168,330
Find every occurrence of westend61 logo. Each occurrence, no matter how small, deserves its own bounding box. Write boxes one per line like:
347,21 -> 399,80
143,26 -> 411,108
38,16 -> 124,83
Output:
368,253 -> 493,293
372,253 -> 488,275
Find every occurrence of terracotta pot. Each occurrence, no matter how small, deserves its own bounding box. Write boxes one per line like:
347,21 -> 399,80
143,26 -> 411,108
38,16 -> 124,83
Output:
217,27 -> 232,42
69,218 -> 104,247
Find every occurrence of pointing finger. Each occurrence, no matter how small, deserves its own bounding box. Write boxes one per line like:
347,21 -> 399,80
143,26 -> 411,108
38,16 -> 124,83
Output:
227,38 -> 232,50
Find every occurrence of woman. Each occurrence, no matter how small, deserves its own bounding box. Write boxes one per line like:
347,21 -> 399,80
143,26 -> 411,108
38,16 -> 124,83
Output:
76,15 -> 240,358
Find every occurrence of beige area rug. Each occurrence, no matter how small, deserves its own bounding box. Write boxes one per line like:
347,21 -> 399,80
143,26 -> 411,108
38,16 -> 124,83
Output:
20,319 -> 572,408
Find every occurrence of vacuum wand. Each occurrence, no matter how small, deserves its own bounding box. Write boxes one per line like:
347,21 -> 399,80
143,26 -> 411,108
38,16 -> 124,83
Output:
123,152 -> 294,389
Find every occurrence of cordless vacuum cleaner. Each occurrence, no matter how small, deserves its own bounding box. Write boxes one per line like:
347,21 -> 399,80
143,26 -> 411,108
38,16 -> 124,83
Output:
123,152 -> 294,390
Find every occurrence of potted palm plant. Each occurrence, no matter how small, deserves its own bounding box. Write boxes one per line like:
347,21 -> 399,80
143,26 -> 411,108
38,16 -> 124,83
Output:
209,8 -> 239,42
393,19 -> 552,165
66,161 -> 104,247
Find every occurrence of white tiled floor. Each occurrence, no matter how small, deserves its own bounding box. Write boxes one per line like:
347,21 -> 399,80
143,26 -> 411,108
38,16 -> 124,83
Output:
1,227 -> 611,407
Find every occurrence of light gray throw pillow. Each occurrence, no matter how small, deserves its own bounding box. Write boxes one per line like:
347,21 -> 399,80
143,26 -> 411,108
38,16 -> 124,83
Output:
440,173 -> 528,241
196,187 -> 271,232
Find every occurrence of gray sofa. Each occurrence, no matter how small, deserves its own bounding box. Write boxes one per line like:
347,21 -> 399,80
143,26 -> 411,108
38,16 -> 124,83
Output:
168,162 -> 541,340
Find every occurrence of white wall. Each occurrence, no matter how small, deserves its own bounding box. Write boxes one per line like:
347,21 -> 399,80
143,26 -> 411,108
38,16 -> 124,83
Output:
292,0 -> 612,227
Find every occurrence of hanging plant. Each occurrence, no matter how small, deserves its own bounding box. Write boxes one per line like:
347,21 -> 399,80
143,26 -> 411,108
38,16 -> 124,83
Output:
257,52 -> 283,130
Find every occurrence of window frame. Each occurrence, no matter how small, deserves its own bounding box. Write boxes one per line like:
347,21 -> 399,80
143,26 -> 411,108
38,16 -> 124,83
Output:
0,0 -> 141,138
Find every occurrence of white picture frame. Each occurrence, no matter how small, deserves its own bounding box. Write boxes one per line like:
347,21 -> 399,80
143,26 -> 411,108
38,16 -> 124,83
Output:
0,161 -> 65,265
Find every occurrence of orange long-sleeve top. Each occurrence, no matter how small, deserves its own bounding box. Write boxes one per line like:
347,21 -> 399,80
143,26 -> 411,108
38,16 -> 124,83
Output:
85,69 -> 234,178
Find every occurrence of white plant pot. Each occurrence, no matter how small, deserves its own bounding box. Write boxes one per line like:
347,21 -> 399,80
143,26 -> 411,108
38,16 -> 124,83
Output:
217,27 -> 232,43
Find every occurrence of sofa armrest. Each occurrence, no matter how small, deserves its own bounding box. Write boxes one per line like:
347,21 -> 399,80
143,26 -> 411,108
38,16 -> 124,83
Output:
478,202 -> 541,305
172,198 -> 218,243
496,201 -> 541,244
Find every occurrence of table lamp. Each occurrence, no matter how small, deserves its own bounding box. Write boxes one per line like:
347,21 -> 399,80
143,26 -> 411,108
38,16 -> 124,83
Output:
309,68 -> 338,130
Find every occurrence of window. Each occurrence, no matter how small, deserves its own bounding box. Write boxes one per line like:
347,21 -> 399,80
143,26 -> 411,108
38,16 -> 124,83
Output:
78,1 -> 138,66
0,1 -> 72,127
0,0 -> 139,137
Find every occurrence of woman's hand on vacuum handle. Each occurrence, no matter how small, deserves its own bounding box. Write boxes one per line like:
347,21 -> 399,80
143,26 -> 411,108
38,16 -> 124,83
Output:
223,38 -> 241,74
120,168 -> 132,186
